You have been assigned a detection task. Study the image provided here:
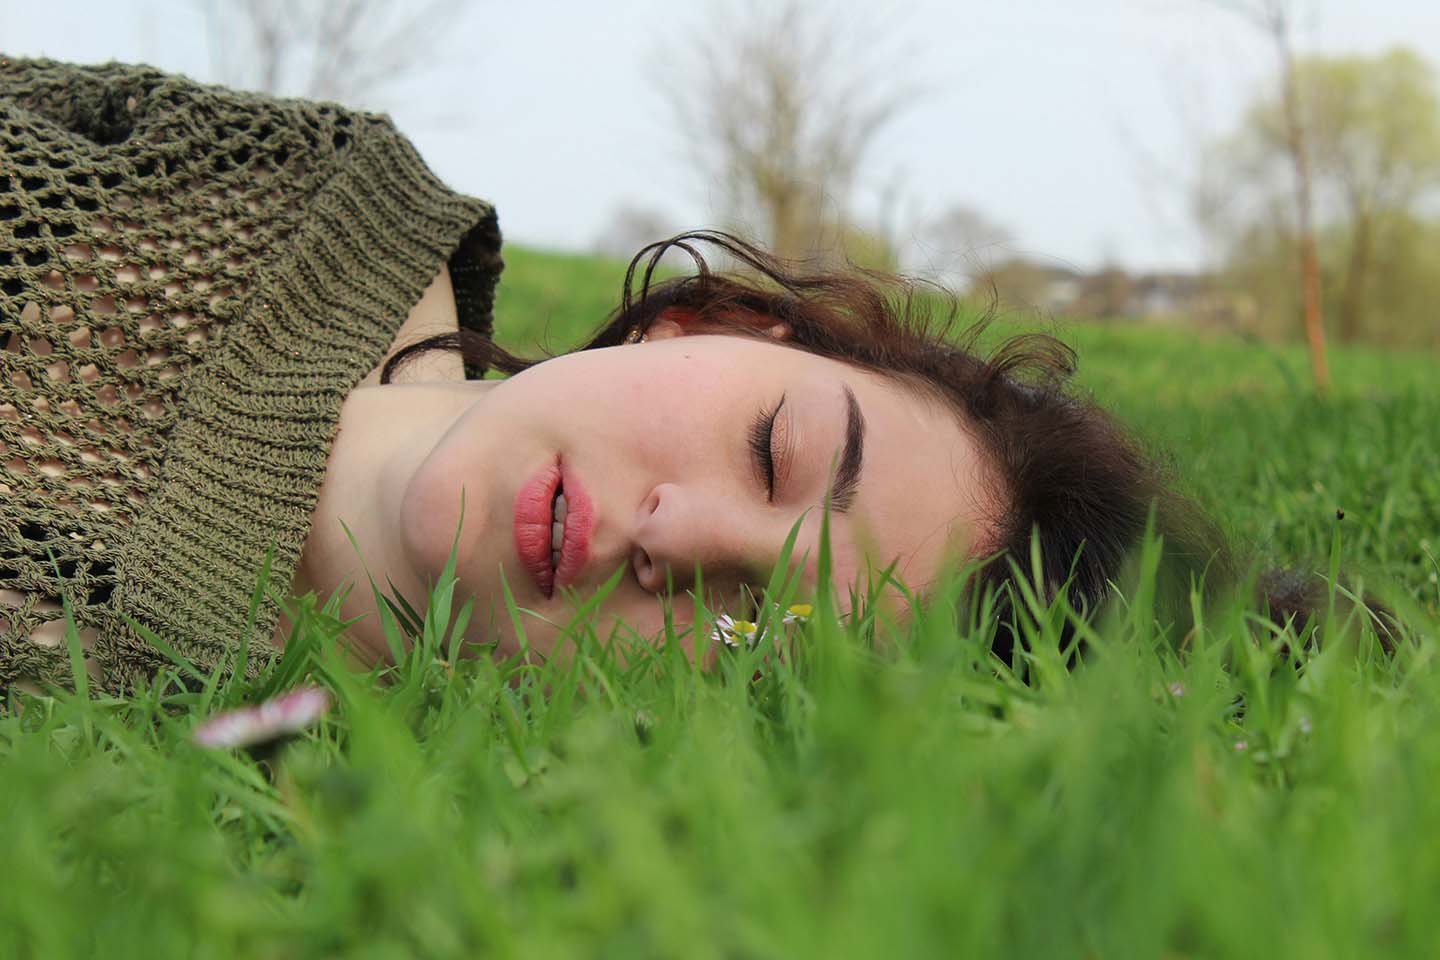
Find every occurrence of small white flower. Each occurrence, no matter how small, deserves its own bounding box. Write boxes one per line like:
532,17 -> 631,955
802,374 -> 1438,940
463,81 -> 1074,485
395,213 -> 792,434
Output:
1234,739 -> 1248,752
193,686 -> 332,749
1167,681 -> 1186,698
710,614 -> 764,650
782,603 -> 813,625
712,601 -> 813,651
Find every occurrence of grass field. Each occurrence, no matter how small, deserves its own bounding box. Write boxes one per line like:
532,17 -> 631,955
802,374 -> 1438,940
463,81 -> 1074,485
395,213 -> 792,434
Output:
3,245 -> 1438,958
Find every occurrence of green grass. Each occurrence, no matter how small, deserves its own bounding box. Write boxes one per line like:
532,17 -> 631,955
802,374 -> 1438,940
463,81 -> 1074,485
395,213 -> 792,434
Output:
491,245 -> 638,354
2,246 -> 1438,958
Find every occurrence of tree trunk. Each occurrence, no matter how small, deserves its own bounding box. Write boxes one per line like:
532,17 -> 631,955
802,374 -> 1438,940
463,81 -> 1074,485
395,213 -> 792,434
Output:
1272,7 -> 1332,393
1339,209 -> 1371,344
770,181 -> 805,262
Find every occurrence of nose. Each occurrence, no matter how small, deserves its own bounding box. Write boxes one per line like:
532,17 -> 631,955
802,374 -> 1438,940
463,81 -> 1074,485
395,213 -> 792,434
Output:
629,481 -> 769,596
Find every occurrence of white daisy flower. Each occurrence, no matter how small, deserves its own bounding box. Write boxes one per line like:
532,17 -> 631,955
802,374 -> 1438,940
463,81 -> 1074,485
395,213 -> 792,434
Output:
711,614 -> 765,650
712,601 -> 814,651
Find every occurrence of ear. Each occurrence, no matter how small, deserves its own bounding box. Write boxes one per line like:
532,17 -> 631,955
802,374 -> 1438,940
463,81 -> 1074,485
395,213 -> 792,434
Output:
644,306 -> 791,342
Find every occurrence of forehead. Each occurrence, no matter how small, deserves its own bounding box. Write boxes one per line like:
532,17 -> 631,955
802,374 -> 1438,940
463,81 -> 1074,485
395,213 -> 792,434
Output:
752,338 -> 1000,596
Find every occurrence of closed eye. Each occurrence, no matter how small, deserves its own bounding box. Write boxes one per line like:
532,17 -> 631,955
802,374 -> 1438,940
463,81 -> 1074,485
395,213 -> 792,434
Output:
748,394 -> 785,501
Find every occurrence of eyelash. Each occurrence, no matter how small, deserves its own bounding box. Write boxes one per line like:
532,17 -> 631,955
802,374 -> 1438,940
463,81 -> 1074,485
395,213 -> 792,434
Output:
748,394 -> 785,502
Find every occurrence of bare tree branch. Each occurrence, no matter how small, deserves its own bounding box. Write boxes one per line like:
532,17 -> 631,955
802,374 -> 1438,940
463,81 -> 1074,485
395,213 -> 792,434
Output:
200,0 -> 472,107
663,0 -> 918,263
1209,0 -> 1330,392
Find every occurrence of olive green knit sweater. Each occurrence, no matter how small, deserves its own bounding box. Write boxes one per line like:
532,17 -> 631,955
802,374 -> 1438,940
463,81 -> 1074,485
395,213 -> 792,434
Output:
0,57 -> 502,696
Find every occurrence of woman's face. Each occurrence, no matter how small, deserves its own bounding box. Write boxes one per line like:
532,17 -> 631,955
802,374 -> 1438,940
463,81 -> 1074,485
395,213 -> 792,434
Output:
396,324 -> 998,661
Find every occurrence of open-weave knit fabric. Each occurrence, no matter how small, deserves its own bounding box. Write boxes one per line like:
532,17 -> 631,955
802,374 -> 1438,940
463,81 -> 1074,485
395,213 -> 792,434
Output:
1,58 -> 502,696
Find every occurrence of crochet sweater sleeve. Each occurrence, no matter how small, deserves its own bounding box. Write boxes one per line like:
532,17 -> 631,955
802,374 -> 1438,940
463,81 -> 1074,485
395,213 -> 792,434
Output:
0,57 -> 503,695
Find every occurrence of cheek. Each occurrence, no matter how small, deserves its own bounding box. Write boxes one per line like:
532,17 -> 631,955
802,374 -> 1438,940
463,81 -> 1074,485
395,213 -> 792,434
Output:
399,433 -> 488,586
624,364 -> 743,453
570,361 -> 741,470
503,344 -> 748,452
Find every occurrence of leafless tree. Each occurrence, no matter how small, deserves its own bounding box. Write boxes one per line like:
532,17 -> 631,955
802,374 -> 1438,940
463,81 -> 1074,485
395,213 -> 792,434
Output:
914,204 -> 1015,283
199,0 -> 471,106
663,0 -> 916,263
591,204 -> 689,267
1212,0 -> 1331,392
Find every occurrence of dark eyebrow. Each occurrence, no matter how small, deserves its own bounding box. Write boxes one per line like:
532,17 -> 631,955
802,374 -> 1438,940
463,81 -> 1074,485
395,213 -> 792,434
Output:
830,385 -> 866,514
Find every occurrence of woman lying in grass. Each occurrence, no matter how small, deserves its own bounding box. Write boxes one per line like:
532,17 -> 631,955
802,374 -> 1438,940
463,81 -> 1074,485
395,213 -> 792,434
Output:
344,231 -> 1232,672
1,57 -> 1229,697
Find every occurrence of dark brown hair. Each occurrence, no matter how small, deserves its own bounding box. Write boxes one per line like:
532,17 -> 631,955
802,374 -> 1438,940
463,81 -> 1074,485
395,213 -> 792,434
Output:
383,231 -> 1232,660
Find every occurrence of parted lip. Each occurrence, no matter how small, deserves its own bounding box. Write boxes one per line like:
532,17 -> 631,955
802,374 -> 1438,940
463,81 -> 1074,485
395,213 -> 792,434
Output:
512,460 -> 594,598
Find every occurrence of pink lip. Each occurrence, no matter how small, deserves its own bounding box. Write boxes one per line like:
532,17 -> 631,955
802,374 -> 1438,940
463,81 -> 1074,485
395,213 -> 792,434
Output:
513,460 -> 594,598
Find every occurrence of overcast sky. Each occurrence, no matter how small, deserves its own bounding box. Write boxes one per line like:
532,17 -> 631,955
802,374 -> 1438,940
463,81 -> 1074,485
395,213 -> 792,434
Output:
5,0 -> 1439,273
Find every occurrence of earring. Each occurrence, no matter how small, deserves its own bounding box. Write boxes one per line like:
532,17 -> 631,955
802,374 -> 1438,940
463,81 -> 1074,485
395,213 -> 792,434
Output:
623,327 -> 649,344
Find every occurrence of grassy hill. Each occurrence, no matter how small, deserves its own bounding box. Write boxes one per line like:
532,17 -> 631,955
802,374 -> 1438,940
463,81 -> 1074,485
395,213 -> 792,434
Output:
2,245 -> 1437,959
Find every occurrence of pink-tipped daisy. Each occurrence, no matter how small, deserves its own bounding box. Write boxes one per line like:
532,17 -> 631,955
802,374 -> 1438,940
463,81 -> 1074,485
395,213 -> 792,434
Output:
193,686 -> 332,750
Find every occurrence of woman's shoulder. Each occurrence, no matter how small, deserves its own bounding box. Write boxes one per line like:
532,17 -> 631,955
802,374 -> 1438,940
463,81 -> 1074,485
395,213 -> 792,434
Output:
360,266 -> 465,387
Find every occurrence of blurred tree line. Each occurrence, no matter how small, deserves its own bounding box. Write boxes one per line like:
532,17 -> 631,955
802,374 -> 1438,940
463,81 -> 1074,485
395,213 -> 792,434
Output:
1198,47 -> 1440,350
